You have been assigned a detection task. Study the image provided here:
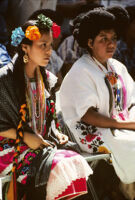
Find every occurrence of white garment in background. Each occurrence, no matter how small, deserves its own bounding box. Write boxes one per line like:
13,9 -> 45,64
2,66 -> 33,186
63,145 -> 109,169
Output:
47,50 -> 63,75
57,0 -> 85,5
9,0 -> 58,26
101,0 -> 135,7
60,53 -> 135,184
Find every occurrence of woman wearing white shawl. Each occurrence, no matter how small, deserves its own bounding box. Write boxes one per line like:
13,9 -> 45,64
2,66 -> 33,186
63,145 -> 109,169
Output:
60,6 -> 135,184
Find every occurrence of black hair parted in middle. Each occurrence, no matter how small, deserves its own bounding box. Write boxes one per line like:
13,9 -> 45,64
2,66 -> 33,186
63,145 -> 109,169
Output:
73,7 -> 128,49
13,19 -> 51,107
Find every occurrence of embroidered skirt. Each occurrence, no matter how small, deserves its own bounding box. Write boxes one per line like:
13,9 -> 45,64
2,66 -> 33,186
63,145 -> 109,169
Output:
0,136 -> 92,199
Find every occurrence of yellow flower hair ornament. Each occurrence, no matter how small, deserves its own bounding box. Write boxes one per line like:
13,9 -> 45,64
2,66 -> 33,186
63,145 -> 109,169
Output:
25,25 -> 41,40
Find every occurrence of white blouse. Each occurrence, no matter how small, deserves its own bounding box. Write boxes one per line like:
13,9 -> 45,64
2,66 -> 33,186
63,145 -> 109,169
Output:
60,53 -> 135,184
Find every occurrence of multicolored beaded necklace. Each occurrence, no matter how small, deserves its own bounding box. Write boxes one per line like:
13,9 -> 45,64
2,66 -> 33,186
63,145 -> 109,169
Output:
25,66 -> 46,135
92,57 -> 127,115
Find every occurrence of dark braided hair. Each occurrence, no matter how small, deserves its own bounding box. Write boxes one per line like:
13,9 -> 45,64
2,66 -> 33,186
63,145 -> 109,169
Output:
12,19 -> 55,131
10,17 -> 61,198
13,20 -> 51,100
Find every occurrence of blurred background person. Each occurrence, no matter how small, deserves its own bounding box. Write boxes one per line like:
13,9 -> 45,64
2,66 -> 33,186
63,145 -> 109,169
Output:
57,2 -> 104,78
113,6 -> 135,80
7,0 -> 58,30
0,0 -> 11,67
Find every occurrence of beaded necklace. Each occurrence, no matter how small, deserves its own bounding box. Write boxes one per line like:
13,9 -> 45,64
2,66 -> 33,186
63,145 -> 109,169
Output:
92,57 -> 127,113
25,66 -> 46,135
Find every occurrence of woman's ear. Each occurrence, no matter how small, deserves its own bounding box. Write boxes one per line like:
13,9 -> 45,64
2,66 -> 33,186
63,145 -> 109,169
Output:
88,39 -> 93,49
21,44 -> 28,53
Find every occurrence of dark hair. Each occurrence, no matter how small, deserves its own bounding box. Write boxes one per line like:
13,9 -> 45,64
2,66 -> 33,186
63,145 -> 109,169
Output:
106,5 -> 129,38
28,9 -> 63,26
13,19 -> 51,107
126,6 -> 135,23
70,3 -> 104,32
73,8 -> 116,49
78,2 -> 104,15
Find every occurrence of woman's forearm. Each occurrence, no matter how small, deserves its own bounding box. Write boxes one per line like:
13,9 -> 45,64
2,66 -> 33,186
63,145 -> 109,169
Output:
0,129 -> 35,143
81,107 -> 135,130
0,128 -> 17,139
0,129 -> 49,149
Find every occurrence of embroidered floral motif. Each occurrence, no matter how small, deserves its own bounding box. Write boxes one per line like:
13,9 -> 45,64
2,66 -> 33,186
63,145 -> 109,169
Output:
76,121 -> 97,135
76,121 -> 106,153
98,146 -> 110,154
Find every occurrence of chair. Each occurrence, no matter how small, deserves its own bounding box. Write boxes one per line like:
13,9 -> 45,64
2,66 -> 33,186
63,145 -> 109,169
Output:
0,127 -> 110,200
59,111 -> 111,200
0,175 -> 11,200
55,91 -> 111,199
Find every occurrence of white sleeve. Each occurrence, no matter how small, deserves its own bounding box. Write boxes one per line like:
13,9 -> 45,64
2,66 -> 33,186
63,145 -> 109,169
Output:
46,70 -> 58,89
72,69 -> 99,118
60,65 -> 99,120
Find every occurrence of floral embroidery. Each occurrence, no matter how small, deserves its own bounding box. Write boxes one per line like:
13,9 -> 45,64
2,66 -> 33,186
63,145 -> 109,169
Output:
98,146 -> 110,154
24,152 -> 36,165
76,121 -> 97,135
76,121 -> 105,153
85,134 -> 96,142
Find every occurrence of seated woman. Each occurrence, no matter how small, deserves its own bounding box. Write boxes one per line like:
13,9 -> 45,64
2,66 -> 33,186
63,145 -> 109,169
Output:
0,14 -> 92,200
60,7 -> 135,184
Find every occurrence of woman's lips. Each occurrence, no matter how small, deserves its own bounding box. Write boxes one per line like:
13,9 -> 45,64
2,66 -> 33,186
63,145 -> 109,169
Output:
44,58 -> 50,61
107,49 -> 115,53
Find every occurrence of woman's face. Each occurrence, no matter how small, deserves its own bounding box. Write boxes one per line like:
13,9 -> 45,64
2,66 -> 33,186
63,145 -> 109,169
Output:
25,30 -> 53,67
89,29 -> 117,65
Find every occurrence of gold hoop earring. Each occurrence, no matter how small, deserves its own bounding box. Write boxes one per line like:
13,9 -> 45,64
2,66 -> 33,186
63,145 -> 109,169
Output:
23,54 -> 29,63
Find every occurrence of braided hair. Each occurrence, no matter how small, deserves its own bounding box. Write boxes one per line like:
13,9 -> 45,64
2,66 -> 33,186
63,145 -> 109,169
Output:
12,19 -> 60,173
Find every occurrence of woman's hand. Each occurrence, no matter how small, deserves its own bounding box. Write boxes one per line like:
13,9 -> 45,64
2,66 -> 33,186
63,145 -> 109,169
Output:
24,132 -> 53,149
56,132 -> 68,145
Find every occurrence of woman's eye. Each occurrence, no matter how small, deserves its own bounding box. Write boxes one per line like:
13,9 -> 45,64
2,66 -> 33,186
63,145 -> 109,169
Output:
103,38 -> 107,42
112,37 -> 117,42
101,37 -> 107,42
41,43 -> 46,48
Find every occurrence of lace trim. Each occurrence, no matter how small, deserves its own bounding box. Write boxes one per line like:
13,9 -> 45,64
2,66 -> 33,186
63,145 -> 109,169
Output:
46,154 -> 92,200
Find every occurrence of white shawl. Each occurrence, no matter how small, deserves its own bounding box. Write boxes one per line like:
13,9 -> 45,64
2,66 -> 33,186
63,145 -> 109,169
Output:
60,53 -> 135,184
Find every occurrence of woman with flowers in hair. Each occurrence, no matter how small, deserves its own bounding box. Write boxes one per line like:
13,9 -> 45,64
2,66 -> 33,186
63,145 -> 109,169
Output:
0,14 -> 92,200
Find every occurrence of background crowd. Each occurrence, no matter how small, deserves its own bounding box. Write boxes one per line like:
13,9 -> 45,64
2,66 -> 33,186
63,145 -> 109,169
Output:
1,0 -> 135,200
